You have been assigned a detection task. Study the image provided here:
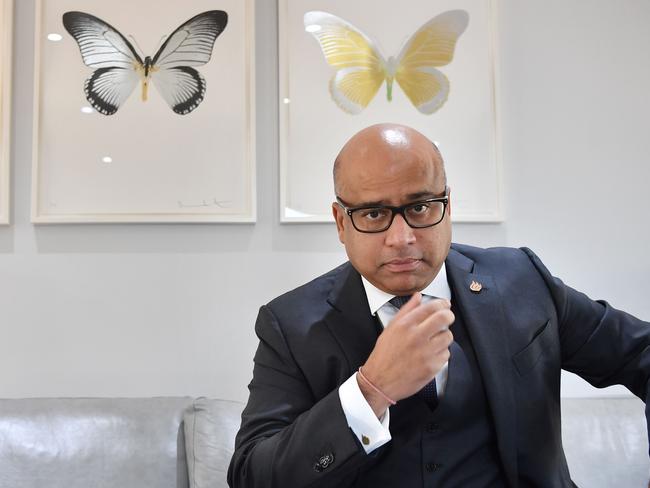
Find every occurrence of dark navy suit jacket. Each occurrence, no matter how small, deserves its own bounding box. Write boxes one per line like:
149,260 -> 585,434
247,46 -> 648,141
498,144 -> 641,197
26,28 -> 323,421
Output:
228,244 -> 650,487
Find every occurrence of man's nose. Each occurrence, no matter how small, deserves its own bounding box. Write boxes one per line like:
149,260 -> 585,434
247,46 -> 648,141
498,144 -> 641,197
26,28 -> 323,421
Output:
384,213 -> 415,246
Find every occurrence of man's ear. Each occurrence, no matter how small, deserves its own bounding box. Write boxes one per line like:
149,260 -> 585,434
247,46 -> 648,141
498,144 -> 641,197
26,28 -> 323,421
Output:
446,187 -> 452,217
332,202 -> 346,244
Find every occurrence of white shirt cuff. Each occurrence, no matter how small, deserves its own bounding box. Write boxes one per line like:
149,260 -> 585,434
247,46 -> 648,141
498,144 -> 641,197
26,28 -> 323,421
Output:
338,373 -> 391,454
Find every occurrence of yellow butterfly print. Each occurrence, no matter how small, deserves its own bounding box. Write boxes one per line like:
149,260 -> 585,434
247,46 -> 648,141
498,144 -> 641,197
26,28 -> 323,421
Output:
304,10 -> 469,115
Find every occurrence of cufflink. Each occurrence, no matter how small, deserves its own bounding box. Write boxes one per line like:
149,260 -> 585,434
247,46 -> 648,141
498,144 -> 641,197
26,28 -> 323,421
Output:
362,435 -> 370,445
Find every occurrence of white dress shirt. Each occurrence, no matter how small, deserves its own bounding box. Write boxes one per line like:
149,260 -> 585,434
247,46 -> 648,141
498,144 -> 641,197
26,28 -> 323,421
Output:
338,263 -> 452,453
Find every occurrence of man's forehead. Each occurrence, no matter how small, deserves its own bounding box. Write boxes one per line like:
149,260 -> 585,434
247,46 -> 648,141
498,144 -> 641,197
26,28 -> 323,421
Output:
345,188 -> 443,207
341,151 -> 439,180
341,164 -> 442,202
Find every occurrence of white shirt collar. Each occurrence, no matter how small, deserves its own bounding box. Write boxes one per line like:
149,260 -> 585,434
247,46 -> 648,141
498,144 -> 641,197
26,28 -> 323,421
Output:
361,262 -> 452,316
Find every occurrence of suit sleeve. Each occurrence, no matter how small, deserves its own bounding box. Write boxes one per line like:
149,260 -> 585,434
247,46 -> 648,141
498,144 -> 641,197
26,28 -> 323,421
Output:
227,305 -> 376,488
522,248 -> 650,452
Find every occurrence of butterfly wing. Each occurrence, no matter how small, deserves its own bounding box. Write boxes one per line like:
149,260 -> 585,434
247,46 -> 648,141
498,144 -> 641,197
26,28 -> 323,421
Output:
394,10 -> 469,114
63,11 -> 143,114
149,10 -> 227,114
151,67 -> 206,115
62,11 -> 142,68
84,67 -> 141,115
304,11 -> 387,115
152,10 -> 227,68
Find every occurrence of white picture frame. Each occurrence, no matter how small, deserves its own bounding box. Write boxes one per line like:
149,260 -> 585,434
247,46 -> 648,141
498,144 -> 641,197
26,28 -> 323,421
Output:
31,0 -> 255,223
279,0 -> 502,223
0,0 -> 12,225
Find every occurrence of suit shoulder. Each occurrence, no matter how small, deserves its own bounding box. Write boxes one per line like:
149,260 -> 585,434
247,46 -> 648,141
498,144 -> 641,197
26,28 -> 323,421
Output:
451,242 -> 543,273
266,261 -> 351,311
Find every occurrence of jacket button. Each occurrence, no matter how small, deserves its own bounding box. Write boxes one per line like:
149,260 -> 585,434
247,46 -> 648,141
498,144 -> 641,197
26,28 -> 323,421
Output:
425,462 -> 441,472
313,452 -> 335,472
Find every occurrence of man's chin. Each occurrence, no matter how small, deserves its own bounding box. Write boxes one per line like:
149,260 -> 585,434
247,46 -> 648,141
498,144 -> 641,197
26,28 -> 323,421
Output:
378,275 -> 429,296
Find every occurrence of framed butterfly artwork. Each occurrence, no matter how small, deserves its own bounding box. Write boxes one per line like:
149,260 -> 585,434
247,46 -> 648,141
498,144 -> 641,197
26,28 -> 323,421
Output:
0,0 -> 12,225
279,0 -> 502,223
31,0 -> 255,223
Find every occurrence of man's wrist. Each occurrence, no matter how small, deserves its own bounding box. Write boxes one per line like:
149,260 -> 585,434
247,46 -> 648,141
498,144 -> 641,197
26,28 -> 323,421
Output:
356,373 -> 390,418
339,374 -> 392,454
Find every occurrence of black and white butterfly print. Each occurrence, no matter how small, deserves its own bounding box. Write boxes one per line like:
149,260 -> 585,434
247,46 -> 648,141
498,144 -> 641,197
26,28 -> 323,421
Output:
62,10 -> 228,115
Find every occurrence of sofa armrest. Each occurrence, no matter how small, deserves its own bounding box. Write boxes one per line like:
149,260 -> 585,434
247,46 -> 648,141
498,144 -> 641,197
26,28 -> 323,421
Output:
184,398 -> 244,488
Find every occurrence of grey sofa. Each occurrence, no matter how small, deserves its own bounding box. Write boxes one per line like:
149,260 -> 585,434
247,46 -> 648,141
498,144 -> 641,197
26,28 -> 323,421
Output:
0,397 -> 647,487
0,397 -> 242,488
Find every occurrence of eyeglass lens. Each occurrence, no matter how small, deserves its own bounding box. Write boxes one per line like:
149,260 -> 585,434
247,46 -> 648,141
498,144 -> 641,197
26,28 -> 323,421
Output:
351,201 -> 445,232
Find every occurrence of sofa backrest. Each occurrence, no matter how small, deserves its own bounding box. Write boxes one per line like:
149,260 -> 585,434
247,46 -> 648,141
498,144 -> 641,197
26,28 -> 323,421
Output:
1,396 -> 646,487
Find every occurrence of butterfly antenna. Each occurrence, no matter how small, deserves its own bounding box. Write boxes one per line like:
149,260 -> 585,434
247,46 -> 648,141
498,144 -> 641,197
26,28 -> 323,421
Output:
128,35 -> 145,59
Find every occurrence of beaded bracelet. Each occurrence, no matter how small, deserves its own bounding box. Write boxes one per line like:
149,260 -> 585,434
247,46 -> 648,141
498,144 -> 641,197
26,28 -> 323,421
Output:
357,367 -> 397,405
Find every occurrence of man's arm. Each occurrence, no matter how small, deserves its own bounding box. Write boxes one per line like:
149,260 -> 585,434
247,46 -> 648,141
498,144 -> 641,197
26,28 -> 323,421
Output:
523,248 -> 650,451
228,296 -> 454,487
227,305 -> 370,488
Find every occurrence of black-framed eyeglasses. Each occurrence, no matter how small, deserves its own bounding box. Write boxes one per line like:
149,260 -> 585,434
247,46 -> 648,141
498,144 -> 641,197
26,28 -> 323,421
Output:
336,187 -> 449,233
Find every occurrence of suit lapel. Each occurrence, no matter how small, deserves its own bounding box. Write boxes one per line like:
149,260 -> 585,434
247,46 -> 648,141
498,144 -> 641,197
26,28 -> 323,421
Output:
325,263 -> 381,374
446,248 -> 519,487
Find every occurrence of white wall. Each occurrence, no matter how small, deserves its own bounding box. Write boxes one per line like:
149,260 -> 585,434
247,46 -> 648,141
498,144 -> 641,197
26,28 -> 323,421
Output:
0,0 -> 648,400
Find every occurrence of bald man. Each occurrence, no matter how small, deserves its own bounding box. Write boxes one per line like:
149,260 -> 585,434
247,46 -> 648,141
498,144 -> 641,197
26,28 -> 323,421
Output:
228,124 -> 650,487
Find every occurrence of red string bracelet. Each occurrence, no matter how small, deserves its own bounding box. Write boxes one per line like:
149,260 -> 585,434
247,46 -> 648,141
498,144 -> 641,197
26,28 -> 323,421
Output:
357,367 -> 397,406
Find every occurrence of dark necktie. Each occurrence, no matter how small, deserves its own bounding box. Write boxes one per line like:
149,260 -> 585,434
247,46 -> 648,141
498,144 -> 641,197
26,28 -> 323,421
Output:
389,295 -> 439,409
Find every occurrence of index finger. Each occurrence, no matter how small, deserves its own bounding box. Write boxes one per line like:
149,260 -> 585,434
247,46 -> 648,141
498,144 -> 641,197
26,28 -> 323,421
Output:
396,296 -> 451,327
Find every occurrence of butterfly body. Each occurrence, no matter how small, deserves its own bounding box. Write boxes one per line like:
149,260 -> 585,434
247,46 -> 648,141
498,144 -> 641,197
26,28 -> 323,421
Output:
384,56 -> 399,101
305,10 -> 469,115
143,56 -> 154,77
140,56 -> 156,101
63,10 -> 228,115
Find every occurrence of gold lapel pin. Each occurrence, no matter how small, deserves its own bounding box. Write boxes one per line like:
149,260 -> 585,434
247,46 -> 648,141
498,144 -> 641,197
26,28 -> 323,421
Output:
469,280 -> 483,293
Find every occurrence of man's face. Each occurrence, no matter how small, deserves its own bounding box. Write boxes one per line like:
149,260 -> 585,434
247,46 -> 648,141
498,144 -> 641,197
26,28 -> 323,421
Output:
332,128 -> 452,296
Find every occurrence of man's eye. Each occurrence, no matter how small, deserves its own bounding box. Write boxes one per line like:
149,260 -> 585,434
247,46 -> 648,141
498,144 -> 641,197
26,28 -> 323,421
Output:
409,203 -> 429,214
360,209 -> 387,220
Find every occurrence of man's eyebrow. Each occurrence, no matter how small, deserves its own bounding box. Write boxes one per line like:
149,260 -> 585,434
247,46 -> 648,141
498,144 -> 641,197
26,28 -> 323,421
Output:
347,199 -> 387,207
405,191 -> 441,200
341,190 -> 445,208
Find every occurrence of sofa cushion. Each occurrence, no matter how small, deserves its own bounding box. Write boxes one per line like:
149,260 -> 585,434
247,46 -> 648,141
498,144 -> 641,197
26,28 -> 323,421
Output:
183,398 -> 244,488
0,397 -> 192,488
